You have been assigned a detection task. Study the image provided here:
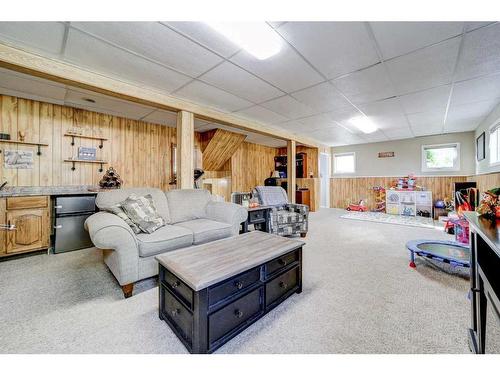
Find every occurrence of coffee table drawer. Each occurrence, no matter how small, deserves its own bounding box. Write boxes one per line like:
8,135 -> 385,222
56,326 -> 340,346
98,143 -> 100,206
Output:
265,266 -> 299,306
209,287 -> 264,346
265,249 -> 299,277
208,267 -> 261,307
161,288 -> 193,345
161,268 -> 193,309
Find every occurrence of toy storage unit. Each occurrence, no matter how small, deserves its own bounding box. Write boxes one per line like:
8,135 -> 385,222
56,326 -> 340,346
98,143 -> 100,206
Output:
386,190 -> 433,217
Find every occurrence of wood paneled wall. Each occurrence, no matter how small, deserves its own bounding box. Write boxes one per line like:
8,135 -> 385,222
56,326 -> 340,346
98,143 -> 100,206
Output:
330,176 -> 468,210
467,173 -> 500,193
230,142 -> 276,192
0,94 -> 180,189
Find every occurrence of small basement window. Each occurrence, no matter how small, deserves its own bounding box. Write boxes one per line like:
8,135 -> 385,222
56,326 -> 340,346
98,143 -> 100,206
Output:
333,152 -> 355,174
421,143 -> 460,172
489,123 -> 500,165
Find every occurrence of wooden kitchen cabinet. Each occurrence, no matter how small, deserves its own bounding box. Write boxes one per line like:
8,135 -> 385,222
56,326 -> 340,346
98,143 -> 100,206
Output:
0,196 -> 50,257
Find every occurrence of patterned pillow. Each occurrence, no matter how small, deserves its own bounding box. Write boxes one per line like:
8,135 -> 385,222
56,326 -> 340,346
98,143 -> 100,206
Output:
102,204 -> 141,234
120,194 -> 165,234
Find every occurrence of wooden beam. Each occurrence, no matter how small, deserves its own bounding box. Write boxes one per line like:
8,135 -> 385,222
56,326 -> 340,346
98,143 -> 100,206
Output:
287,140 -> 296,204
0,43 -> 324,148
176,111 -> 194,189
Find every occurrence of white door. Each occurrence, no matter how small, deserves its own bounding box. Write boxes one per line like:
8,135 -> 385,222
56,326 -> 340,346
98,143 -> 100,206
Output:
320,153 -> 330,208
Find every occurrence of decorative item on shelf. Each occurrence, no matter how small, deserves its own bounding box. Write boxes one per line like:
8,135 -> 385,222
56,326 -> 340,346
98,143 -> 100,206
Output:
4,150 -> 33,169
476,188 -> 500,219
78,146 -> 97,161
99,167 -> 123,189
18,131 -> 25,142
0,133 -> 10,140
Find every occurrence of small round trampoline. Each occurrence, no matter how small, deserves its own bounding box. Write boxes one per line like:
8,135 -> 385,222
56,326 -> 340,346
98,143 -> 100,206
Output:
406,240 -> 470,269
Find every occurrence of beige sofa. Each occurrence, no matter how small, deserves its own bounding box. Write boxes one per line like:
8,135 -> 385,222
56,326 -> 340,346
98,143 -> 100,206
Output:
85,188 -> 247,297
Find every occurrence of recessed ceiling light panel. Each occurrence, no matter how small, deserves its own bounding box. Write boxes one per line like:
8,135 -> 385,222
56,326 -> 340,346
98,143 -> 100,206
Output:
349,116 -> 377,134
205,22 -> 282,60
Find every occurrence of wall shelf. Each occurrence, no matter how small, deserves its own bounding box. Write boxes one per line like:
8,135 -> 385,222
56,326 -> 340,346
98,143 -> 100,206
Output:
64,133 -> 108,148
64,159 -> 108,172
0,139 -> 49,156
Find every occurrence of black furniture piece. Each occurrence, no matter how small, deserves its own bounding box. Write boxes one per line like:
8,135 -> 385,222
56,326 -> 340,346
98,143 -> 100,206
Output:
464,212 -> 500,354
157,232 -> 304,354
241,205 -> 272,233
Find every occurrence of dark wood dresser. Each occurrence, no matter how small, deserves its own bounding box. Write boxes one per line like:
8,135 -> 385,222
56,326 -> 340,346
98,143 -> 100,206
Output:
464,212 -> 500,354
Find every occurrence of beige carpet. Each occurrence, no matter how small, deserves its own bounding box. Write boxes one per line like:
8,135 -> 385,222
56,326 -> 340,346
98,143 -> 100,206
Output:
0,208 -> 481,353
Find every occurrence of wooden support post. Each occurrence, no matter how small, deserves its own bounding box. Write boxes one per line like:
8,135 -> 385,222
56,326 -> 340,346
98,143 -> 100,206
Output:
287,140 -> 296,203
176,110 -> 194,189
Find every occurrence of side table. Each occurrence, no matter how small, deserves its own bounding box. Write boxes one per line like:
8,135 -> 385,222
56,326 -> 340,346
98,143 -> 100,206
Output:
241,205 -> 273,233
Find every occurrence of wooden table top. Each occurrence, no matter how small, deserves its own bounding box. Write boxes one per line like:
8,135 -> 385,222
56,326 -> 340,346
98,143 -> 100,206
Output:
464,211 -> 500,258
156,231 -> 305,291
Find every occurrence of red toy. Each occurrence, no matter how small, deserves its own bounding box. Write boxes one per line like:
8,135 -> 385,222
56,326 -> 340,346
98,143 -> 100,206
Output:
346,200 -> 368,212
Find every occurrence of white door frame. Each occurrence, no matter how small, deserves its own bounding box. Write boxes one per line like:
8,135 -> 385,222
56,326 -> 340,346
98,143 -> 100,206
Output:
320,152 -> 331,208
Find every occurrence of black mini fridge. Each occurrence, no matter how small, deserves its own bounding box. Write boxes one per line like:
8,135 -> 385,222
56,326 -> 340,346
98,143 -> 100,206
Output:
53,195 -> 96,253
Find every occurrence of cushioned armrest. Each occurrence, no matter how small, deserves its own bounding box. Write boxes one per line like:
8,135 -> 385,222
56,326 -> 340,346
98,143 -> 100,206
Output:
285,203 -> 309,213
206,201 -> 248,235
85,212 -> 140,285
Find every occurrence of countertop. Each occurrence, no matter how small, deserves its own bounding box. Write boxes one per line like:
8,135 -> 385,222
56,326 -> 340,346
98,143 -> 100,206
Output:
464,211 -> 500,258
0,185 -> 107,197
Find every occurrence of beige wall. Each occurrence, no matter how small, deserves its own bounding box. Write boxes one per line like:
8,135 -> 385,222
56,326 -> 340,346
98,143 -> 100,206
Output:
475,102 -> 500,175
331,132 -> 475,177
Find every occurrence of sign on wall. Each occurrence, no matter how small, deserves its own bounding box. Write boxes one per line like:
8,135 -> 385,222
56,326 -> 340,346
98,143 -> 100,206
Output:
4,150 -> 33,169
378,151 -> 395,158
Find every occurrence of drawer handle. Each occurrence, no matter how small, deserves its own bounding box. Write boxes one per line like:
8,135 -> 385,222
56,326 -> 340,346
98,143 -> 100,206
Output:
234,281 -> 244,290
278,259 -> 287,267
234,309 -> 244,318
171,280 -> 181,288
171,308 -> 181,316
279,281 -> 288,289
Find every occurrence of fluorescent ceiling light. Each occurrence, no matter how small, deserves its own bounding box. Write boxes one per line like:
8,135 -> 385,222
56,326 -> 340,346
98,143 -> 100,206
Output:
349,116 -> 377,134
205,22 -> 282,60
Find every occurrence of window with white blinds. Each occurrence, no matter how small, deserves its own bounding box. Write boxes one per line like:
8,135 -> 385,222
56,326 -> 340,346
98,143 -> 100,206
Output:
333,152 -> 355,174
490,123 -> 500,165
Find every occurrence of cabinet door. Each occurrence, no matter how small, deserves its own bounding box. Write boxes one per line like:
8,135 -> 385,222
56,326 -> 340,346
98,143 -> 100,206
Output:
6,209 -> 49,254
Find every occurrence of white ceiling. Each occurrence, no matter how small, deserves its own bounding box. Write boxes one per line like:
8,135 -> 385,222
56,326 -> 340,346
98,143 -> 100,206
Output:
0,21 -> 499,146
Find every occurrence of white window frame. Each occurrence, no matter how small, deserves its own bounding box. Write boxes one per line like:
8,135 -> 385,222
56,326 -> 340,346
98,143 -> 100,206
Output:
333,152 -> 356,175
489,122 -> 500,167
421,143 -> 460,172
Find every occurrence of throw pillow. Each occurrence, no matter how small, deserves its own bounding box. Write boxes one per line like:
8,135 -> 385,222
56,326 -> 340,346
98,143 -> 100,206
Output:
120,194 -> 165,234
103,204 -> 142,234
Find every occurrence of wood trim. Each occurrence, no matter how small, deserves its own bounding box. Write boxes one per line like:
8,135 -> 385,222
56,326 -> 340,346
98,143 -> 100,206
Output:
0,43 -> 323,147
287,140 -> 296,204
176,111 -> 194,189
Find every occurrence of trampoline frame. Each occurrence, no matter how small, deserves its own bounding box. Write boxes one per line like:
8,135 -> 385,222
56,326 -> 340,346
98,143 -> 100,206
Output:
406,239 -> 470,269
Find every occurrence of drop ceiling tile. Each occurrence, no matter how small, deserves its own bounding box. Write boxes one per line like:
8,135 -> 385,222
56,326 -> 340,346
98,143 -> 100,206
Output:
412,125 -> 443,136
71,22 -> 222,77
141,109 -> 177,127
465,22 -> 495,32
0,22 -> 65,56
385,37 -> 460,95
398,84 -> 451,114
268,22 -> 287,29
64,29 -> 191,93
0,68 -> 67,103
310,125 -> 368,146
164,22 -> 240,58
273,120 -> 305,133
291,82 -> 351,112
358,97 -> 409,130
452,75 -> 500,107
386,127 -> 414,140
444,116 -> 484,132
362,130 -> 390,143
407,110 -> 445,129
199,62 -> 283,103
297,114 -> 336,132
234,105 -> 288,124
447,99 -> 498,122
260,95 -> 316,119
331,63 -> 396,105
278,22 -> 380,79
370,22 -> 463,59
456,23 -> 500,81
230,43 -> 324,93
175,80 -> 253,112
65,89 -> 154,120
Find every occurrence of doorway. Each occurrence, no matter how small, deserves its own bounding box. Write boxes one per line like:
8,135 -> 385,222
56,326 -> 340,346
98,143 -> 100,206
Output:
320,152 -> 330,208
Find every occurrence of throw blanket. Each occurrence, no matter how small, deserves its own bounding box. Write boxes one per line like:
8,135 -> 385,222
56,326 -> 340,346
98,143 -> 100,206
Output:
255,186 -> 288,206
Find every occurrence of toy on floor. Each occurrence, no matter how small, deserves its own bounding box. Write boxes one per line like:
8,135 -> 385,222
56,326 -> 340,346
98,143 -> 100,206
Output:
371,186 -> 386,212
406,240 -> 470,269
346,199 -> 367,212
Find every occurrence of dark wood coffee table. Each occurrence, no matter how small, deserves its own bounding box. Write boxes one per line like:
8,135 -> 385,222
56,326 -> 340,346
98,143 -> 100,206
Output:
156,231 -> 304,354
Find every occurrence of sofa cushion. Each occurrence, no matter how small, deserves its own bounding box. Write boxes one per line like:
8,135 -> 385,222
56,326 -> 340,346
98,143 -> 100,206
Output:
166,189 -> 211,223
96,188 -> 171,224
102,203 -> 141,234
136,225 -> 193,257
175,218 -> 232,245
120,194 -> 165,234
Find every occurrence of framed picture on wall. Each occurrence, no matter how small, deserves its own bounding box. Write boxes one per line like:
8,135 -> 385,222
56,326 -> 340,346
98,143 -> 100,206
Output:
476,132 -> 485,161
